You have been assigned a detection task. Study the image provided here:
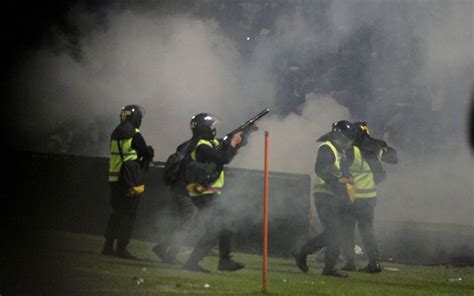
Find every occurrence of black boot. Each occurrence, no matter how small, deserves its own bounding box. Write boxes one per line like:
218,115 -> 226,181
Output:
292,250 -> 309,273
161,241 -> 183,265
218,257 -> 245,271
101,239 -> 115,256
152,243 -> 167,261
116,246 -> 139,260
182,245 -> 211,273
359,262 -> 382,273
322,268 -> 349,278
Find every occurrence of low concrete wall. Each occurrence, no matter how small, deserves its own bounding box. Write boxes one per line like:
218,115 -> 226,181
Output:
13,151 -> 311,257
10,151 -> 474,265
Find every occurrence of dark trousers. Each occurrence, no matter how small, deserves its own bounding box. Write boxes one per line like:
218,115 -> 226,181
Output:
104,182 -> 140,249
186,194 -> 233,265
342,197 -> 378,263
161,186 -> 197,259
300,193 -> 347,271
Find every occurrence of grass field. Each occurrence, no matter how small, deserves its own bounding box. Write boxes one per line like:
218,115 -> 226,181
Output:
2,231 -> 474,295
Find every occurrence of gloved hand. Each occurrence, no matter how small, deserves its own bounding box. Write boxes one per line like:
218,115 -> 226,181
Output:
147,145 -> 155,159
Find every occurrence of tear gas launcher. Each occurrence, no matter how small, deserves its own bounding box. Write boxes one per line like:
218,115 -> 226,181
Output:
222,108 -> 270,146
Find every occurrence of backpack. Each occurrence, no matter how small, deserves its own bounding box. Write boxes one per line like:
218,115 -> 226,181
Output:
184,140 -> 221,188
185,161 -> 219,188
163,139 -> 194,185
117,140 -> 145,197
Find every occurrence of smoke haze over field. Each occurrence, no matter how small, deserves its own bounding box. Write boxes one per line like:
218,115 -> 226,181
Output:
10,0 -> 473,225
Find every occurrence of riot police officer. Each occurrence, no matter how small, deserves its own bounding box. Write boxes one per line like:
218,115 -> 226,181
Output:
182,113 -> 249,273
102,105 -> 154,259
293,120 -> 358,277
341,121 -> 398,273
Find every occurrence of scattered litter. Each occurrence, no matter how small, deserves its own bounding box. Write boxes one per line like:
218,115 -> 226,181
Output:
204,283 -> 211,288
133,276 -> 144,285
385,267 -> 399,272
283,279 -> 287,283
142,267 -> 147,272
354,244 -> 364,255
448,277 -> 462,283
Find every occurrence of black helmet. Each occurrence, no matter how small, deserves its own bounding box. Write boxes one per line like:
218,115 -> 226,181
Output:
190,113 -> 220,139
332,120 -> 358,141
120,105 -> 144,128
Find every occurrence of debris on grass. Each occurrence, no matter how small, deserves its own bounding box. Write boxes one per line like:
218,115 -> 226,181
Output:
204,283 -> 210,288
385,267 -> 400,271
448,277 -> 462,283
133,276 -> 144,285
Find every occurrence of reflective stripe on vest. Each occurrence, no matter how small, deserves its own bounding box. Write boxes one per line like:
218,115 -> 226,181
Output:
189,139 -> 224,197
313,141 -> 342,195
349,146 -> 377,198
108,128 -> 139,182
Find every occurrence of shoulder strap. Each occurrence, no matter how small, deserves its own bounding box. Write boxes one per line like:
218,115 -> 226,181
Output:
177,138 -> 194,153
116,140 -> 124,162
184,138 -> 195,151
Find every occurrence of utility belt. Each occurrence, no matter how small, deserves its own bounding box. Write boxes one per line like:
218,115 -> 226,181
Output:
186,183 -> 222,196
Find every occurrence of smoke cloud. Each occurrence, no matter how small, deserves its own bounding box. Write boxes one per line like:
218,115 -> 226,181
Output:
12,0 -> 473,226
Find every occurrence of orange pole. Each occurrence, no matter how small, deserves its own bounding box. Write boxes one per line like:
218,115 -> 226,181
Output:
262,131 -> 269,293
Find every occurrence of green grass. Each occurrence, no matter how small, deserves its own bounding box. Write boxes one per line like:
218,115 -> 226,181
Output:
4,231 -> 474,295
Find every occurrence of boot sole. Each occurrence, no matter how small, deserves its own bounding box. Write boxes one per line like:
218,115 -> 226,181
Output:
292,252 -> 309,273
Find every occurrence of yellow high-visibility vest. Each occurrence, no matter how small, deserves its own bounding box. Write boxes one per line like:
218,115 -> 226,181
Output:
188,139 -> 224,197
108,128 -> 139,182
349,146 -> 377,198
313,141 -> 342,195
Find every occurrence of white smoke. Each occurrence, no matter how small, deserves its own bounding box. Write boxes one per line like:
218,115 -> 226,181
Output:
13,1 -> 473,226
235,94 -> 350,174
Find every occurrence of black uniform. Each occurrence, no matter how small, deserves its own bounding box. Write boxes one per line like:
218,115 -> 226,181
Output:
183,139 -> 242,272
294,143 -> 351,276
103,120 -> 153,257
341,146 -> 397,272
153,140 -> 198,263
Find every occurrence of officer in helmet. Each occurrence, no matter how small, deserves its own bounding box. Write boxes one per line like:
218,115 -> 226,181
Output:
102,104 -> 154,259
340,121 -> 398,273
151,135 -> 198,264
293,120 -> 358,278
181,112 -> 255,273
153,113 -> 229,265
